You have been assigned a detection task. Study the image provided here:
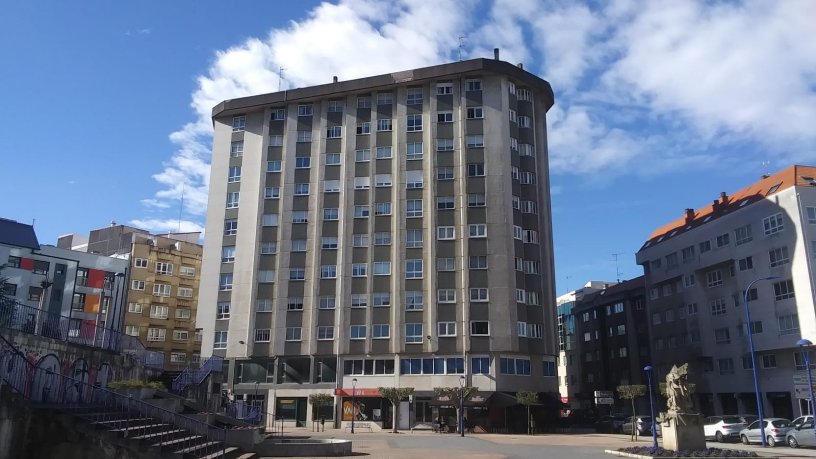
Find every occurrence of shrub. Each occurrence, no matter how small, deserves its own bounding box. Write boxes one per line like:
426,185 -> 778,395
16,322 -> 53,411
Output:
108,380 -> 166,391
617,446 -> 759,457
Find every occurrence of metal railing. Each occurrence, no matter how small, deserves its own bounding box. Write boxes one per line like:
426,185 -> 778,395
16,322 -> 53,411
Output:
171,355 -> 224,394
0,297 -> 163,369
0,331 -> 227,457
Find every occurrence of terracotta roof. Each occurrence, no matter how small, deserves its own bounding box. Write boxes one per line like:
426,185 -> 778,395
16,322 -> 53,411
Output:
640,165 -> 816,251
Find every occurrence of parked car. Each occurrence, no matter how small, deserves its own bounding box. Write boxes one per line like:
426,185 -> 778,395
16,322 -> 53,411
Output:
739,418 -> 793,447
622,415 -> 660,436
595,414 -> 626,433
786,420 -> 816,448
704,416 -> 747,442
792,415 -> 814,428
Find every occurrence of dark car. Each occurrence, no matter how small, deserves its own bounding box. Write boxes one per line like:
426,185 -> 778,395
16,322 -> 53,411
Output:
595,414 -> 626,433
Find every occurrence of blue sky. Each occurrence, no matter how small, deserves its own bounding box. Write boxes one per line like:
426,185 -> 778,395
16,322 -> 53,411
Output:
2,0 -> 814,296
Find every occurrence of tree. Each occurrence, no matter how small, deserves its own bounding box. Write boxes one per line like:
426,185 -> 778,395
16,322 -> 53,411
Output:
309,393 -> 334,423
0,266 -> 14,327
616,385 -> 647,441
516,391 -> 539,435
433,385 -> 477,433
377,387 -> 414,433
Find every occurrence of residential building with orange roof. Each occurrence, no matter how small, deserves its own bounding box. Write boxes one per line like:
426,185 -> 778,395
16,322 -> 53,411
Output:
636,165 -> 816,419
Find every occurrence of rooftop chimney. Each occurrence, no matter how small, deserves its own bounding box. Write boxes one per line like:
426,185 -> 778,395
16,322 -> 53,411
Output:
712,200 -> 720,213
494,48 -> 500,60
518,63 -> 523,69
333,76 -> 338,83
684,208 -> 695,223
719,192 -> 728,204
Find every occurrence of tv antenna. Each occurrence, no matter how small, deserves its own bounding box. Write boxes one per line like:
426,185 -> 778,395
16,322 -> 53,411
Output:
278,67 -> 286,91
612,253 -> 622,282
457,35 -> 466,61
177,183 -> 185,233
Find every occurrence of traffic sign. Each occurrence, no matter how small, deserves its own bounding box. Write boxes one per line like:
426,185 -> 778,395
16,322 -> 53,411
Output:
596,397 -> 614,405
594,390 -> 613,398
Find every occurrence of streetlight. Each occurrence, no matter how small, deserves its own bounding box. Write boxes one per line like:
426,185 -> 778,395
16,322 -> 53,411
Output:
351,378 -> 357,434
459,375 -> 466,437
255,381 -> 260,425
643,366 -> 658,449
797,339 -> 816,438
744,276 -> 778,447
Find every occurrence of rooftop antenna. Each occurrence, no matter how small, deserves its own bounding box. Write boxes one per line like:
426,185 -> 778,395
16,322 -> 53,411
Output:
761,160 -> 771,178
612,253 -> 622,283
457,35 -> 466,61
177,183 -> 185,233
278,67 -> 286,91
565,275 -> 571,293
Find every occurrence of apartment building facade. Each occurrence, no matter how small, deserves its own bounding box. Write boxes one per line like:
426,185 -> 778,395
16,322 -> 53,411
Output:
62,225 -> 204,370
636,165 -> 816,419
198,57 -> 559,429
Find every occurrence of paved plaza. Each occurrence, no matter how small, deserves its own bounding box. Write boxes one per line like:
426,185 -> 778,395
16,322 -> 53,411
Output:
260,428 -> 816,459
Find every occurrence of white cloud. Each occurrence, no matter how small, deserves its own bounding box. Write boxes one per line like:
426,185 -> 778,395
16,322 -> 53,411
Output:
129,219 -> 204,234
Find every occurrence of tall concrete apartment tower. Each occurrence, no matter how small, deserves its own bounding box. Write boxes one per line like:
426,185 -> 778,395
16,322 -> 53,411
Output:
198,57 -> 558,430
636,165 -> 816,419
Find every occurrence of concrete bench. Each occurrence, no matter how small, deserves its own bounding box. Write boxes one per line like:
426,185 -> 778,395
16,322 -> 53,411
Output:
344,422 -> 372,432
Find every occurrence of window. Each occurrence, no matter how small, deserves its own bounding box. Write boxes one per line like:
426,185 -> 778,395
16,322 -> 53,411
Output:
321,237 -> 338,249
407,87 -> 423,104
738,256 -> 753,271
467,194 -> 486,207
296,131 -> 312,142
710,298 -> 727,316
354,205 -> 370,218
352,263 -> 368,277
264,187 -> 280,199
407,114 -> 423,132
375,146 -> 392,159
438,289 -> 455,303
258,270 -> 275,283
466,107 -> 483,119
357,95 -> 371,108
266,160 -> 281,172
405,259 -> 423,278
468,163 -> 485,177
683,274 -> 695,288
232,116 -> 246,132
257,299 -> 272,312
270,108 -> 285,121
287,298 -> 304,311
718,358 -> 734,375
285,327 -> 302,341
436,82 -> 453,95
374,232 -> 391,245
353,234 -> 369,247
769,246 -> 790,267
321,265 -> 337,279
437,196 -> 455,209
323,208 -> 339,221
681,246 -> 695,263
438,322 -> 456,337
436,138 -> 454,151
437,226 -> 455,240
407,142 -> 423,160
762,354 -> 777,369
406,199 -> 423,217
808,206 -> 816,224
500,357 -> 531,376
468,224 -> 487,238
372,324 -> 390,339
665,252 -> 678,268
437,167 -> 454,180
153,284 -> 171,297
173,330 -> 190,342
466,135 -> 484,148
465,79 -> 482,91
319,297 -> 336,310
351,294 -> 368,308
406,229 -> 423,248
437,258 -> 455,271
268,135 -> 283,146
326,153 -> 341,165
376,92 -> 393,105
323,180 -> 340,193
377,119 -> 392,131
216,302 -> 230,320
763,213 -> 784,235
699,240 -> 711,253
374,261 -> 391,276
227,166 -> 241,183
354,176 -> 370,189
469,256 -> 488,269
213,331 -> 228,349
714,327 -> 731,344
437,111 -> 453,123
470,288 -> 488,301
375,202 -> 392,216
125,325 -> 139,337
355,149 -> 371,162
779,313 -> 800,335
470,321 -> 489,336
294,183 -> 310,196
128,303 -> 143,314
350,325 -> 367,339
230,141 -> 244,157
131,280 -> 145,290
706,270 -> 723,287
226,191 -> 239,209
375,174 -> 392,187
735,224 -> 753,245
289,268 -> 305,281
180,266 -> 195,276
294,157 -> 311,169
262,213 -> 278,226
405,323 -> 423,343
298,104 -> 313,116
373,292 -> 391,307
133,258 -> 148,268
405,291 -> 423,310
177,287 -> 193,298
773,279 -> 794,300
147,328 -> 166,342
519,143 -> 534,156
327,100 -> 343,112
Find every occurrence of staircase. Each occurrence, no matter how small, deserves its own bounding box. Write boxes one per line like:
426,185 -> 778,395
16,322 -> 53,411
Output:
173,355 -> 224,395
0,332 -> 255,459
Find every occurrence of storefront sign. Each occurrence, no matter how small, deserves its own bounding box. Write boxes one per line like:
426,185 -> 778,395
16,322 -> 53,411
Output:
335,388 -> 380,397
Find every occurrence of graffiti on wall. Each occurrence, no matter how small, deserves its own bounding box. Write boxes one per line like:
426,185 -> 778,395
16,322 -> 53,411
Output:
0,341 -> 115,403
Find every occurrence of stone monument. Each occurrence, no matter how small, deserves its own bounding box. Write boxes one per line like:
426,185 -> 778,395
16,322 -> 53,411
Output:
661,364 -> 706,451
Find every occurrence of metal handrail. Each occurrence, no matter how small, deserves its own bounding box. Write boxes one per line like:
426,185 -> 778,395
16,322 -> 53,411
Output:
171,355 -> 224,393
0,297 -> 163,369
0,331 -> 226,457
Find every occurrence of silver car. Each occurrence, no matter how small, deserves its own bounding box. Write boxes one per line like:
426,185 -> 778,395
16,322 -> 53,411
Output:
739,418 -> 793,447
621,415 -> 661,436
786,420 -> 816,448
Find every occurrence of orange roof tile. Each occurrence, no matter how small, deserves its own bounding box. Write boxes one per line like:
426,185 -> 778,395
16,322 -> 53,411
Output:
641,165 -> 816,250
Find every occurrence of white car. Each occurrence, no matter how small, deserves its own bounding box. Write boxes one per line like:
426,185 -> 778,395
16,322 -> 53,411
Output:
704,416 -> 746,442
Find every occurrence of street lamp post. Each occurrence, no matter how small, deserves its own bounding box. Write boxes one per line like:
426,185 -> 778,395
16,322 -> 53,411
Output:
351,378 -> 357,434
254,381 -> 260,425
797,339 -> 816,438
459,375 -> 466,437
744,276 -> 777,447
644,366 -> 658,449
